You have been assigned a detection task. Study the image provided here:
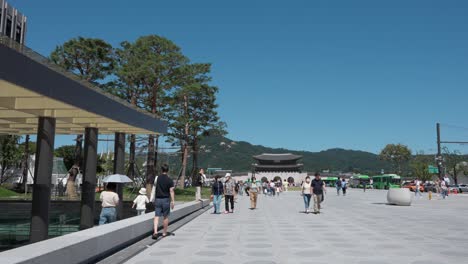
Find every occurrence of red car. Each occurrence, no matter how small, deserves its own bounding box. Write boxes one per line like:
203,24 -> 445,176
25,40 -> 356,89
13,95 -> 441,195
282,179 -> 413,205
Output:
402,182 -> 424,192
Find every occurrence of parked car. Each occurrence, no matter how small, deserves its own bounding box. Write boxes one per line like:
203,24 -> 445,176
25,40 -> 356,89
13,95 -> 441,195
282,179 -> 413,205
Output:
402,182 -> 424,192
458,184 -> 468,193
448,185 -> 460,193
423,183 -> 437,193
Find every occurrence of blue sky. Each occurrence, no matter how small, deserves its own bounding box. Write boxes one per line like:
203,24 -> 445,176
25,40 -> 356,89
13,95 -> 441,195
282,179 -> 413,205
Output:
9,0 -> 468,154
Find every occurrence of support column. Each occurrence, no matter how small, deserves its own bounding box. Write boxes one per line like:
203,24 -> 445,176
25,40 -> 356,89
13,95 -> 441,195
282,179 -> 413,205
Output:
114,132 -> 125,220
79,127 -> 98,230
30,117 -> 56,243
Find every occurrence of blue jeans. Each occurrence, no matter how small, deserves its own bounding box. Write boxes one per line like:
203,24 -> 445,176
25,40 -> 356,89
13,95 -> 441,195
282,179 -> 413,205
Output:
415,188 -> 422,197
303,194 -> 311,211
213,195 -> 222,213
99,207 -> 116,225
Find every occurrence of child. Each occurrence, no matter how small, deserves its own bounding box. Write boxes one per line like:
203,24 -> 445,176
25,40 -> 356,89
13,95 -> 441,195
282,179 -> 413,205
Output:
133,188 -> 149,215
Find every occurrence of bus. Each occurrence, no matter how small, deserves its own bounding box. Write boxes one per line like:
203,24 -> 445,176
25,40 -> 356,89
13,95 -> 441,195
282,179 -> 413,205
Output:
321,177 -> 338,187
350,175 -> 372,188
372,174 -> 401,189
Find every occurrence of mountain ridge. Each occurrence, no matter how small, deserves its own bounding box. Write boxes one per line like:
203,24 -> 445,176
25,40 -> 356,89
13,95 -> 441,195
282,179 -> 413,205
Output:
196,135 -> 392,174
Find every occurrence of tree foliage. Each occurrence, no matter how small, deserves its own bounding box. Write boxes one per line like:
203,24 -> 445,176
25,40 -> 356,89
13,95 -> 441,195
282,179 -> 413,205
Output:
50,37 -> 115,84
0,135 -> 21,180
379,144 -> 412,174
410,152 -> 433,182
54,145 -> 78,171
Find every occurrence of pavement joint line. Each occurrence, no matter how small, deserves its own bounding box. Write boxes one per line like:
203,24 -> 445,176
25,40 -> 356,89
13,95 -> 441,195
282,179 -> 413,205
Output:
96,204 -> 213,264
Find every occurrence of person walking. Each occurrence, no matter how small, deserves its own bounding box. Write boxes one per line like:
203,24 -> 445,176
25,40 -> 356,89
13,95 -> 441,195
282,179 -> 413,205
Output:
150,164 -> 175,239
193,168 -> 205,201
211,175 -> 224,214
335,178 -> 342,196
224,174 -> 235,213
311,173 -> 326,214
440,179 -> 448,199
301,176 -> 312,213
249,177 -> 260,209
238,181 -> 244,196
99,182 -> 119,225
415,179 -> 422,198
132,188 -> 149,215
341,178 -> 347,196
283,179 -> 289,192
269,181 -> 276,196
443,175 -> 450,196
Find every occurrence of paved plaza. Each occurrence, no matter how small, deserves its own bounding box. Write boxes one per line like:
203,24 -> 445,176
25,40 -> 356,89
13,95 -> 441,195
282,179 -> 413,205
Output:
125,189 -> 468,264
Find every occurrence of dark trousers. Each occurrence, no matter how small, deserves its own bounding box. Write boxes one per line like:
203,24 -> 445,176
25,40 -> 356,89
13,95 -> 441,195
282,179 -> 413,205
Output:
225,195 -> 234,211
342,187 -> 347,195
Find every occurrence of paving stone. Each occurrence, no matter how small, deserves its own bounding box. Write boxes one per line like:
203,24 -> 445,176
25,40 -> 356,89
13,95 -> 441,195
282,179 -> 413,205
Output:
124,190 -> 468,264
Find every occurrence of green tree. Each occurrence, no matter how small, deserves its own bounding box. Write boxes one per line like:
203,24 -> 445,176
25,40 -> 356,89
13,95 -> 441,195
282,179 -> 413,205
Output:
379,144 -> 412,174
0,135 -> 21,182
410,152 -> 433,182
442,147 -> 465,184
50,37 -> 115,83
54,145 -> 78,170
50,37 -> 115,189
115,35 -> 188,189
165,64 -> 225,187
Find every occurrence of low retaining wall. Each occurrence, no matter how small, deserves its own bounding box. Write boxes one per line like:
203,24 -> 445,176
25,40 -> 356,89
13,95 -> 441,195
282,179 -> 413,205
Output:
0,199 -> 209,264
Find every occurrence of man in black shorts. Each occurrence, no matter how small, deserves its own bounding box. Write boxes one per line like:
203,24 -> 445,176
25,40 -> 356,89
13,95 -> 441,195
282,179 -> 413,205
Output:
150,164 -> 175,239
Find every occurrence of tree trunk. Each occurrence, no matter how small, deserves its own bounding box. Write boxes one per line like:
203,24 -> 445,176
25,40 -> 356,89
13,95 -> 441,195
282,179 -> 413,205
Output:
21,135 -> 30,191
180,142 -> 188,189
179,95 -> 189,189
191,137 -> 199,177
128,134 -> 136,179
154,135 -> 159,173
453,166 -> 458,185
146,135 -> 155,185
74,135 -> 83,167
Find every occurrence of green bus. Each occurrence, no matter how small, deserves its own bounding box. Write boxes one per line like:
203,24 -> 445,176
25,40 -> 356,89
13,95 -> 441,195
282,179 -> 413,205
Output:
350,175 -> 372,188
321,177 -> 339,187
372,174 -> 401,189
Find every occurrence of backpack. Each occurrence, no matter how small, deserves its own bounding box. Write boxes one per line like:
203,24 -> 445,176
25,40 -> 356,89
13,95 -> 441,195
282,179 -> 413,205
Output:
336,180 -> 342,187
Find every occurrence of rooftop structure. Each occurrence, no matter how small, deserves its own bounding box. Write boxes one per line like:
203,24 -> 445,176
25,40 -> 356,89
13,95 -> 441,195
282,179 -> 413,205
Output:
0,0 -> 27,44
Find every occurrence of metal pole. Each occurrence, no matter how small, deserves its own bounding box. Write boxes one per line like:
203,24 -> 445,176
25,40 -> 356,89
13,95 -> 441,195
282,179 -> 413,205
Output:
30,117 -> 56,243
79,127 -> 98,230
436,123 -> 443,179
114,132 -> 125,220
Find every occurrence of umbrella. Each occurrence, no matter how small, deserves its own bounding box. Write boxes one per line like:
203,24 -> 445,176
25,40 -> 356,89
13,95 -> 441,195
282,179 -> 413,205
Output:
102,174 -> 133,183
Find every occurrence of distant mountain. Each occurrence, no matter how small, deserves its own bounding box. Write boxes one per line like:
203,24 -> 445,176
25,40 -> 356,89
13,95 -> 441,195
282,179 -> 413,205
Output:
196,135 -> 392,174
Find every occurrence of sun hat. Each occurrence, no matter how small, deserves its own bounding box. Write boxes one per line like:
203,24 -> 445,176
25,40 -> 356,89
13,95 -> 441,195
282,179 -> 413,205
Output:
139,188 -> 147,195
225,173 -> 231,178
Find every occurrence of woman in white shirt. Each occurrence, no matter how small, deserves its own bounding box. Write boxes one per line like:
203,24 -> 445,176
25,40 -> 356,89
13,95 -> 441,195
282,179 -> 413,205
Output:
301,176 -> 312,213
99,183 -> 119,225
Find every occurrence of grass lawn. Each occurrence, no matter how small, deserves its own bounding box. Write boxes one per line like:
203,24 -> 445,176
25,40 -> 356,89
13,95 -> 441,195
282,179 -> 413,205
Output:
174,187 -> 211,202
0,185 -> 211,203
0,186 -> 20,198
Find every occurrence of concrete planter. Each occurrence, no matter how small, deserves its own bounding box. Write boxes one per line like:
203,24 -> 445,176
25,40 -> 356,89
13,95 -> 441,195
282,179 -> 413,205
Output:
387,188 -> 412,206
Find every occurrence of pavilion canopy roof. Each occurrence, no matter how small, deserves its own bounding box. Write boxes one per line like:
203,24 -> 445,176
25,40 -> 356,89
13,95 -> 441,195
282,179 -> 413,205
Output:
0,37 -> 167,135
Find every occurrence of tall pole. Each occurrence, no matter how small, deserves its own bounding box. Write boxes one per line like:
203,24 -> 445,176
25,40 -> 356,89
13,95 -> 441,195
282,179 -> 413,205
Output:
436,123 -> 443,179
